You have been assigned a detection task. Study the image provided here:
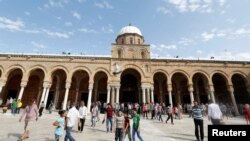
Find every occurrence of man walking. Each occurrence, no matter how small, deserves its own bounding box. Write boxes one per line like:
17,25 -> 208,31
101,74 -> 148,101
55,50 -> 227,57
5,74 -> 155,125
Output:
65,102 -> 80,141
132,108 -> 143,141
192,101 -> 204,141
208,99 -> 222,125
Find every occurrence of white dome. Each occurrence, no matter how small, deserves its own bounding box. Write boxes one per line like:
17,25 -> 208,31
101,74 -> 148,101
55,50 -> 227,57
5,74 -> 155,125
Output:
118,25 -> 142,36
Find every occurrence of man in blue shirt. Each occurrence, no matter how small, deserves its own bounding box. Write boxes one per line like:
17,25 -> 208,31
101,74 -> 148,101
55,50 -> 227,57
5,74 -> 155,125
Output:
192,101 -> 204,141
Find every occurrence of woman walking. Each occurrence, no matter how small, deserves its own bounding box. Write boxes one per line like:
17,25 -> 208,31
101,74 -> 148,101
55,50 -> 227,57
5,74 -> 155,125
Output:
18,99 -> 39,141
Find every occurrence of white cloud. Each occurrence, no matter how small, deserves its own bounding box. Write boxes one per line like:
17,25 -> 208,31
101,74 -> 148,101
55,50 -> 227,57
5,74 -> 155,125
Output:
152,44 -> 177,51
44,0 -> 69,8
102,24 -> 114,33
56,17 -> 62,20
157,6 -> 171,14
164,0 -> 227,13
178,38 -> 194,46
94,1 -> 113,9
72,11 -> 81,20
0,16 -> 25,31
201,32 -> 215,41
206,51 -> 250,61
31,41 -> 47,49
42,29 -> 70,38
78,28 -> 98,33
64,22 -> 72,27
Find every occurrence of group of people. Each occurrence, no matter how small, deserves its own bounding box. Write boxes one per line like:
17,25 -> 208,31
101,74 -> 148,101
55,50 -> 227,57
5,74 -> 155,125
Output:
11,97 -> 250,141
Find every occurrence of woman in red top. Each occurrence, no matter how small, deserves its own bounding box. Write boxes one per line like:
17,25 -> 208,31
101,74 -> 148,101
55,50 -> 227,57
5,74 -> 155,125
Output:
242,104 -> 250,125
123,112 -> 132,141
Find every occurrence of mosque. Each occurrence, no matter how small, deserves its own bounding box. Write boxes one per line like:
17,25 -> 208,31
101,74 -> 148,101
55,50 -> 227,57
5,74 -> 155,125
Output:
0,25 -> 249,114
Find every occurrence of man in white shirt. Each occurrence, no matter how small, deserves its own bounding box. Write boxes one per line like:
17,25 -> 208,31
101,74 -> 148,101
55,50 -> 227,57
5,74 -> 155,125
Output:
65,102 -> 80,141
78,101 -> 87,132
208,100 -> 222,125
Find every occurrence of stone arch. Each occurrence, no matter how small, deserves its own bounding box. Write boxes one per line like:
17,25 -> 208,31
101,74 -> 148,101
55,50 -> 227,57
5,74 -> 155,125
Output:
48,65 -> 69,82
27,65 -> 47,78
171,71 -> 190,105
5,65 -> 26,79
124,64 -> 145,79
192,71 -> 210,104
210,70 -> 229,85
0,65 -> 4,78
231,73 -> 249,105
152,69 -> 169,82
68,66 -> 92,80
153,71 -> 168,104
170,69 -> 190,83
120,68 -> 142,103
229,71 -> 248,83
93,67 -> 111,83
212,72 -> 230,104
93,71 -> 108,103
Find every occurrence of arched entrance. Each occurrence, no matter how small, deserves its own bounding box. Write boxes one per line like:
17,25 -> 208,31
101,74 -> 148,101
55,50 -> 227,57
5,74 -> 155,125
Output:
192,73 -> 209,104
2,69 -> 22,104
171,72 -> 189,105
232,74 -> 249,104
22,69 -> 45,107
72,70 -> 89,106
93,71 -> 108,103
153,72 -> 167,104
50,69 -> 67,109
212,73 -> 229,104
120,69 -> 141,103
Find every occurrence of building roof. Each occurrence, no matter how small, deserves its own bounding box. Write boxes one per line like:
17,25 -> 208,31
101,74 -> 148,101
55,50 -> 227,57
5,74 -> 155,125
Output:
118,25 -> 142,36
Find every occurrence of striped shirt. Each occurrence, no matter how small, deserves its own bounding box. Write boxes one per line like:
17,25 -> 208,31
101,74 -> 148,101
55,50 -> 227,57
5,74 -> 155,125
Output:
192,106 -> 203,120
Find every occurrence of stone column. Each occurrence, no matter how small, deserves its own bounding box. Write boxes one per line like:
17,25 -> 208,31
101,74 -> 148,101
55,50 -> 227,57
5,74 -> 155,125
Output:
142,87 -> 146,104
168,87 -> 173,108
107,86 -> 111,103
151,88 -> 154,103
228,85 -> 239,115
146,88 -> 150,103
39,86 -> 48,106
63,82 -> 71,110
54,87 -> 60,109
116,86 -> 120,103
87,83 -> 93,113
44,86 -> 51,108
0,82 -> 6,95
75,88 -> 79,104
111,87 -> 115,106
209,85 -> 215,103
188,84 -> 194,105
17,81 -> 27,100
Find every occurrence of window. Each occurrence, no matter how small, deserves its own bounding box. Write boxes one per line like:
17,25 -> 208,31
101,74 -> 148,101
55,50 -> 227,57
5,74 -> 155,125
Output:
138,39 -> 140,44
118,50 -> 122,58
141,51 -> 145,59
130,37 -> 133,44
121,38 -> 124,44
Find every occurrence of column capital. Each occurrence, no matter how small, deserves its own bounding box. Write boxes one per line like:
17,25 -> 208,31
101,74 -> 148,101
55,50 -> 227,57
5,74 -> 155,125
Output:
20,80 -> 28,87
65,81 -> 71,89
209,84 -> 214,92
227,85 -> 234,92
43,81 -> 51,88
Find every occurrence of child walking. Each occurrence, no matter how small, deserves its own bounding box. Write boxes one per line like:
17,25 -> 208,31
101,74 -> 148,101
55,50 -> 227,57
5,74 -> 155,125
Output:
53,110 -> 67,141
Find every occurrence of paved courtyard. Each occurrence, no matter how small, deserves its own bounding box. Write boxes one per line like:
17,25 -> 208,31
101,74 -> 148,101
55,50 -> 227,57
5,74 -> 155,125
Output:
0,110 -> 246,141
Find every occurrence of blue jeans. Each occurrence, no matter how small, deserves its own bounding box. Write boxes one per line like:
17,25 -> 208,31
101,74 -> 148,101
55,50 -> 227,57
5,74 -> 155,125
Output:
115,128 -> 123,141
132,127 -> 143,141
91,116 -> 96,127
64,127 -> 75,141
106,117 -> 113,132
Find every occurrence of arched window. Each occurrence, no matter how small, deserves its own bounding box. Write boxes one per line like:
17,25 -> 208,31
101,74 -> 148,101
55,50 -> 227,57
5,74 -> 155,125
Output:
130,37 -> 133,44
141,51 -> 145,59
118,50 -> 122,58
121,38 -> 124,44
138,39 -> 140,44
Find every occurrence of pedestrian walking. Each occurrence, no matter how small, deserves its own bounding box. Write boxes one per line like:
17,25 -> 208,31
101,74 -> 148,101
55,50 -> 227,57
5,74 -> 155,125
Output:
78,101 -> 87,132
192,101 -> 204,141
64,102 -> 80,141
132,108 -> 143,141
18,99 -> 39,141
53,110 -> 66,141
17,99 -> 22,114
113,110 -> 124,141
123,112 -> 132,141
165,104 -> 174,124
39,101 -> 45,117
208,100 -> 222,125
103,103 -> 114,133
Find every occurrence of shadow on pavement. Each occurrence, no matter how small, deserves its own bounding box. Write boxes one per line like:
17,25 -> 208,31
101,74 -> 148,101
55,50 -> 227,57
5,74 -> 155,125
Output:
7,133 -> 21,139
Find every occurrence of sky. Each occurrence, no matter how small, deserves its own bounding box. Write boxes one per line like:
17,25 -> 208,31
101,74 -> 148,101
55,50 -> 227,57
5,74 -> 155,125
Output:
0,0 -> 250,61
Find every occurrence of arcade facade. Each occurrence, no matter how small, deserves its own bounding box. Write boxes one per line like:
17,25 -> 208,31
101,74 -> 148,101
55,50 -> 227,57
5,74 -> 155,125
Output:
0,25 -> 250,115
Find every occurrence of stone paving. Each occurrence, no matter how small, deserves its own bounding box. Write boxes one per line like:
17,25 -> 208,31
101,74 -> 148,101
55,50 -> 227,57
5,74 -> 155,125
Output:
0,109 -> 246,141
